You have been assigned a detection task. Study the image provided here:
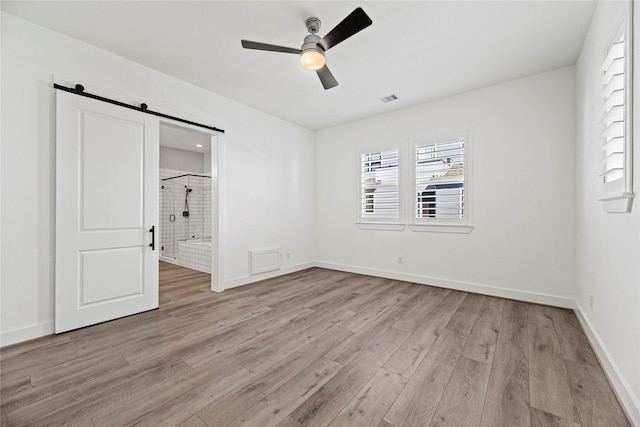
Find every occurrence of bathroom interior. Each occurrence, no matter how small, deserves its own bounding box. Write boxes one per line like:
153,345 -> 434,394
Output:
159,124 -> 214,276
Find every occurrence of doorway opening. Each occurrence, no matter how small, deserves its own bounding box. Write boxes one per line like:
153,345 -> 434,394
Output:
158,122 -> 221,299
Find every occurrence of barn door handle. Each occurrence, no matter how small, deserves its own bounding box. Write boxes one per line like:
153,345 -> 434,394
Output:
149,226 -> 155,250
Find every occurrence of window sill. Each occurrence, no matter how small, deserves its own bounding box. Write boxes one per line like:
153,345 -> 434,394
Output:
598,192 -> 634,213
356,222 -> 406,231
408,223 -> 473,234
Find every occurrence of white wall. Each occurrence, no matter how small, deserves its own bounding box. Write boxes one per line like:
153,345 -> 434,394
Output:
315,67 -> 577,306
204,151 -> 212,173
0,12 -> 316,345
159,146 -> 204,173
575,1 -> 640,423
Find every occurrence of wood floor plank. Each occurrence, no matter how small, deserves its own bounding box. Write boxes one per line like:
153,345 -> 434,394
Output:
462,296 -> 505,364
429,356 -> 492,426
352,276 -> 397,296
480,300 -> 530,427
92,362 -> 253,427
196,327 -> 354,426
0,334 -> 71,362
299,279 -> 367,310
383,290 -> 466,379
530,407 -> 580,427
393,288 -> 450,332
1,355 -> 129,415
548,307 -> 599,367
384,328 -> 464,427
234,306 -> 315,335
6,356 -> 191,426
498,300 -> 529,351
123,313 -> 274,366
176,414 -> 208,427
267,276 -> 357,313
565,360 -> 630,426
343,290 -> 401,314
276,416 -> 302,427
327,369 -> 407,427
0,375 -> 31,399
281,303 -> 355,335
1,327 -> 134,383
243,309 -> 357,375
480,347 -> 530,427
0,264 -> 630,427
324,303 -> 408,366
29,352 -> 127,387
304,291 -> 371,314
528,304 -> 579,423
444,292 -> 485,338
290,327 -> 411,427
180,324 -> 288,369
342,292 -> 411,333
227,358 -> 342,427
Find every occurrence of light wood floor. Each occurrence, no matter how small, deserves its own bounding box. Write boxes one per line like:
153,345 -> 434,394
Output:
0,263 -> 630,426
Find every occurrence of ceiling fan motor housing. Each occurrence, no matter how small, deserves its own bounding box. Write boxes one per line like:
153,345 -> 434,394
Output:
301,34 -> 323,52
305,17 -> 321,34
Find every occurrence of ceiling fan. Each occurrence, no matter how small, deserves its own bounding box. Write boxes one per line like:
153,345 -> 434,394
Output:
241,8 -> 373,90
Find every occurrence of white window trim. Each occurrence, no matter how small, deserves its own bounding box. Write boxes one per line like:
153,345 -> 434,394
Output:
356,142 -> 406,230
598,10 -> 634,213
408,132 -> 473,234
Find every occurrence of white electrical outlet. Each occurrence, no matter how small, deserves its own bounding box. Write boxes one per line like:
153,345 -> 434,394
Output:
398,257 -> 403,264
285,252 -> 291,260
589,294 -> 594,309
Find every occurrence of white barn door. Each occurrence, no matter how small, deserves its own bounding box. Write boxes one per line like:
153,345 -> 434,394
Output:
55,90 -> 159,333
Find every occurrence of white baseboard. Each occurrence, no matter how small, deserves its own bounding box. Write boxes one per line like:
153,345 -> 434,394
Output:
0,321 -> 54,347
314,261 -> 575,308
223,261 -> 315,290
573,301 -> 640,426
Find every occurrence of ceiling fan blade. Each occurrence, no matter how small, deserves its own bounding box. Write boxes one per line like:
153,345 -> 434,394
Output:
319,8 -> 372,51
316,65 -> 338,90
241,40 -> 301,54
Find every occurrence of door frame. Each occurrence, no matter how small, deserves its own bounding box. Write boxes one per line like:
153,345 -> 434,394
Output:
159,119 -> 224,293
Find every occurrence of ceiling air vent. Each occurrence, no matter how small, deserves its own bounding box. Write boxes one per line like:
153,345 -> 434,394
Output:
379,94 -> 399,103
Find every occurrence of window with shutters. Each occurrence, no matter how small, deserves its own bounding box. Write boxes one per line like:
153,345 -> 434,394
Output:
410,135 -> 472,233
359,148 -> 403,229
599,23 -> 633,213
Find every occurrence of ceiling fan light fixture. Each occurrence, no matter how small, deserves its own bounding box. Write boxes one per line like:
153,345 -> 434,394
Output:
240,8 -> 372,89
300,49 -> 325,70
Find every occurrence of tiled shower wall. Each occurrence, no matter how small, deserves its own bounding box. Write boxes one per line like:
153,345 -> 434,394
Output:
160,168 -> 212,263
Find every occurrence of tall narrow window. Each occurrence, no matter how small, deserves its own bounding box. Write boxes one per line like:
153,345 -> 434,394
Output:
415,138 -> 465,219
360,149 -> 399,220
599,24 -> 633,212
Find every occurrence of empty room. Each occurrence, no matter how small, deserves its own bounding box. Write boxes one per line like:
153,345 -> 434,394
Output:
0,1 -> 638,426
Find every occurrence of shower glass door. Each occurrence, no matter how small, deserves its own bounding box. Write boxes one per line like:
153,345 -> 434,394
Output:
161,179 -> 176,259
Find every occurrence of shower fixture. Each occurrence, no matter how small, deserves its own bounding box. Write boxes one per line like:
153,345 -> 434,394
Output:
183,186 -> 192,217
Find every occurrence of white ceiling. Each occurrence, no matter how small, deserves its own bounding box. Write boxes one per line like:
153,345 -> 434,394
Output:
2,1 -> 597,131
160,123 -> 212,153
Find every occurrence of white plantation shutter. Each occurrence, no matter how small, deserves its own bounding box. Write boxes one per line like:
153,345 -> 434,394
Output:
601,38 -> 626,193
361,149 -> 399,219
415,138 -> 464,219
599,29 -> 633,213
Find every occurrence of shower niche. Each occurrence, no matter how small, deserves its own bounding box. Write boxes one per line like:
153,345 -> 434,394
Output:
160,170 -> 212,273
